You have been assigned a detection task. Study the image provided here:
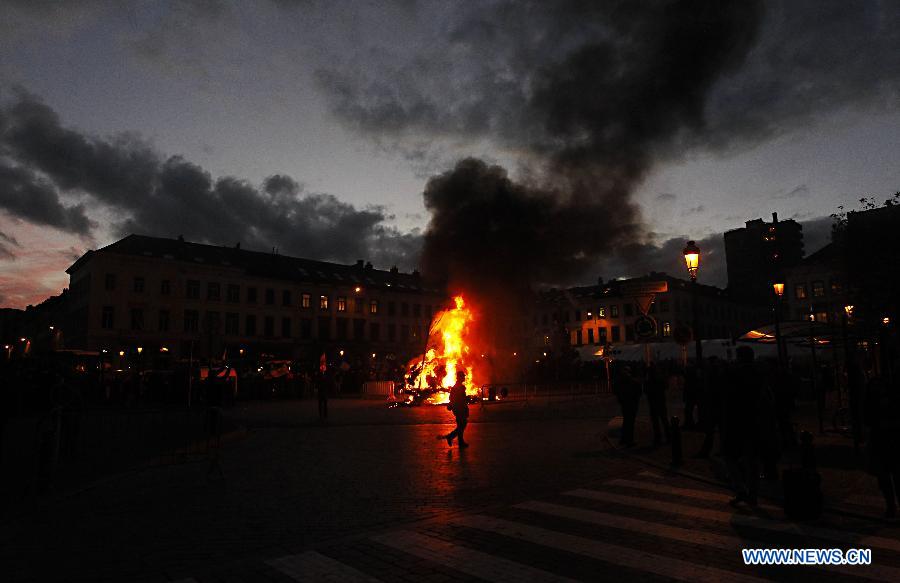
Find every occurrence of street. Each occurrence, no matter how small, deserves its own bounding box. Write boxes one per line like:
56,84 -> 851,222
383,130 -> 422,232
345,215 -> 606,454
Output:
1,395 -> 898,582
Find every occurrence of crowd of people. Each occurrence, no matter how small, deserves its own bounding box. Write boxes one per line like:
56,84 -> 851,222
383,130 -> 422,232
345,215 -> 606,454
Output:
612,346 -> 900,517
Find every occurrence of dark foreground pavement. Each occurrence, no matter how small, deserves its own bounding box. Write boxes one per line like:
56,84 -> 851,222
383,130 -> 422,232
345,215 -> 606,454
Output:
2,396 -> 898,582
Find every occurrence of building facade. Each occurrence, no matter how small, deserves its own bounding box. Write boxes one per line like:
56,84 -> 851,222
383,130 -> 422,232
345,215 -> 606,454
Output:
725,212 -> 804,303
64,235 -> 444,362
532,273 -> 768,352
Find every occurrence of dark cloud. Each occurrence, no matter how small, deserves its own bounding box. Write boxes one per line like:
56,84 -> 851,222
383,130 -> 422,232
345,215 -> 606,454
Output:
0,91 -> 420,270
0,161 -> 94,235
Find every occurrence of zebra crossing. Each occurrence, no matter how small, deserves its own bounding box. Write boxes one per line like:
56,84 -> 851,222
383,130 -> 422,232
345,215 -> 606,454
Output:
179,472 -> 900,582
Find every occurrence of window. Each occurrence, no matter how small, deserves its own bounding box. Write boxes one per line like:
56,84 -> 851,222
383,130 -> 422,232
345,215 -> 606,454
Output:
355,297 -> 364,313
611,325 -> 621,342
204,311 -> 221,334
662,322 -> 672,337
282,290 -> 292,307
225,312 -> 239,335
227,284 -> 240,303
587,328 -> 595,344
301,293 -> 311,309
660,299 -> 670,312
265,288 -> 275,305
575,329 -> 583,346
300,318 -> 312,339
337,296 -> 347,312
814,311 -> 829,323
624,303 -> 634,317
610,305 -> 619,318
401,302 -> 409,317
625,325 -> 634,341
247,287 -> 258,303
160,279 -> 171,295
186,280 -> 200,299
812,281 -> 825,298
319,295 -> 329,310
370,322 -> 380,341
245,315 -> 257,336
353,318 -> 365,340
388,301 -> 396,316
830,279 -> 843,296
598,306 -> 606,318
130,308 -> 144,331
574,310 -> 581,321
318,317 -> 331,341
401,324 -> 409,342
207,282 -> 220,300
104,273 -> 116,291
101,306 -> 114,329
281,317 -> 291,338
158,310 -> 170,332
413,303 -> 421,317
370,300 -> 379,315
388,323 -> 396,341
795,284 -> 807,300
133,277 -> 145,293
264,316 -> 274,337
425,305 -> 432,319
648,301 -> 656,314
336,318 -> 348,340
598,327 -> 607,343
184,309 -> 199,333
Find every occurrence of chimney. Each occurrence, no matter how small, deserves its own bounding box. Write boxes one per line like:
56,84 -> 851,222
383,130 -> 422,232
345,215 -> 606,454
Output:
364,262 -> 373,270
597,276 -> 604,286
355,259 -> 364,269
177,235 -> 184,242
390,266 -> 399,275
772,212 -> 778,223
235,242 -> 241,249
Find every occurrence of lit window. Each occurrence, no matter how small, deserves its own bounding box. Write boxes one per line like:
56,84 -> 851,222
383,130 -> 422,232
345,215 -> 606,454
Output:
795,284 -> 807,300
320,295 -> 329,310
812,281 -> 825,298
301,293 -> 311,309
662,322 -> 672,337
370,300 -> 379,314
337,297 -> 347,312
610,305 -> 619,318
598,307 -> 606,318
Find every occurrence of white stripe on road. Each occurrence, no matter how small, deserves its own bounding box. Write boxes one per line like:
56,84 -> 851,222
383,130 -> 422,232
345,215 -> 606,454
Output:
606,478 -> 781,512
371,530 -> 576,583
266,551 -> 381,582
565,488 -> 900,553
517,499 -> 900,582
454,514 -> 766,583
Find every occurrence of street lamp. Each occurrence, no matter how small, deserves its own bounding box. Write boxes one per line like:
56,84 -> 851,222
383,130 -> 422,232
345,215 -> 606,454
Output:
772,281 -> 785,368
682,240 -> 700,281
682,240 -> 702,365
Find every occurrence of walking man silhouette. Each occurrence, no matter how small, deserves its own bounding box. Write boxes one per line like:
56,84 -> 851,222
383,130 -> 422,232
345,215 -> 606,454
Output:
441,370 -> 470,448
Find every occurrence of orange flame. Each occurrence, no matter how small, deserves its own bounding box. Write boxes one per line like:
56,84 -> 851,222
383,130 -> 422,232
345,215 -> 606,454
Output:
407,295 -> 480,404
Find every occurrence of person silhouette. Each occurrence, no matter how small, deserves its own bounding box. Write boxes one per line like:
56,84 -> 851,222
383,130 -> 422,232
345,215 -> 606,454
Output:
440,370 -> 470,448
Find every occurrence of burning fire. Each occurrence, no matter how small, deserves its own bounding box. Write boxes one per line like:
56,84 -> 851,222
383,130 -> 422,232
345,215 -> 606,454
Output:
404,295 -> 480,405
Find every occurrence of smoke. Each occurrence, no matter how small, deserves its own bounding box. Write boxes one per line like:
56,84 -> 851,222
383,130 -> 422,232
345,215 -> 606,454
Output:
414,2 -> 763,297
0,88 -> 420,270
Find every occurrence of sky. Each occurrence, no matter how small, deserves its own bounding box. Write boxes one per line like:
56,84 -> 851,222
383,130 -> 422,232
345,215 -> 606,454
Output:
1,0 -> 899,308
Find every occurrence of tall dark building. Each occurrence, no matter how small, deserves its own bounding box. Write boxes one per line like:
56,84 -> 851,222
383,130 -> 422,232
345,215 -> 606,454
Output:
724,212 -> 804,303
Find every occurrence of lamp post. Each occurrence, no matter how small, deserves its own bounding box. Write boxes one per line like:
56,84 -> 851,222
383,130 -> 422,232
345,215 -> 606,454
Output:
683,241 -> 702,366
773,282 -> 785,368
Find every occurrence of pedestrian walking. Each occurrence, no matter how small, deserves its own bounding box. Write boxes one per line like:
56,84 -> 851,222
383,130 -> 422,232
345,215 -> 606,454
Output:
317,370 -> 330,420
683,364 -> 700,430
440,370 -> 470,448
645,363 -> 670,446
863,374 -> 900,518
722,346 -> 763,507
695,357 -> 724,458
614,364 -> 641,447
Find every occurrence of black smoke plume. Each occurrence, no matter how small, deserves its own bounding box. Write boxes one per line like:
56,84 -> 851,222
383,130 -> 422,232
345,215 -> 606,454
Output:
414,2 -> 763,316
